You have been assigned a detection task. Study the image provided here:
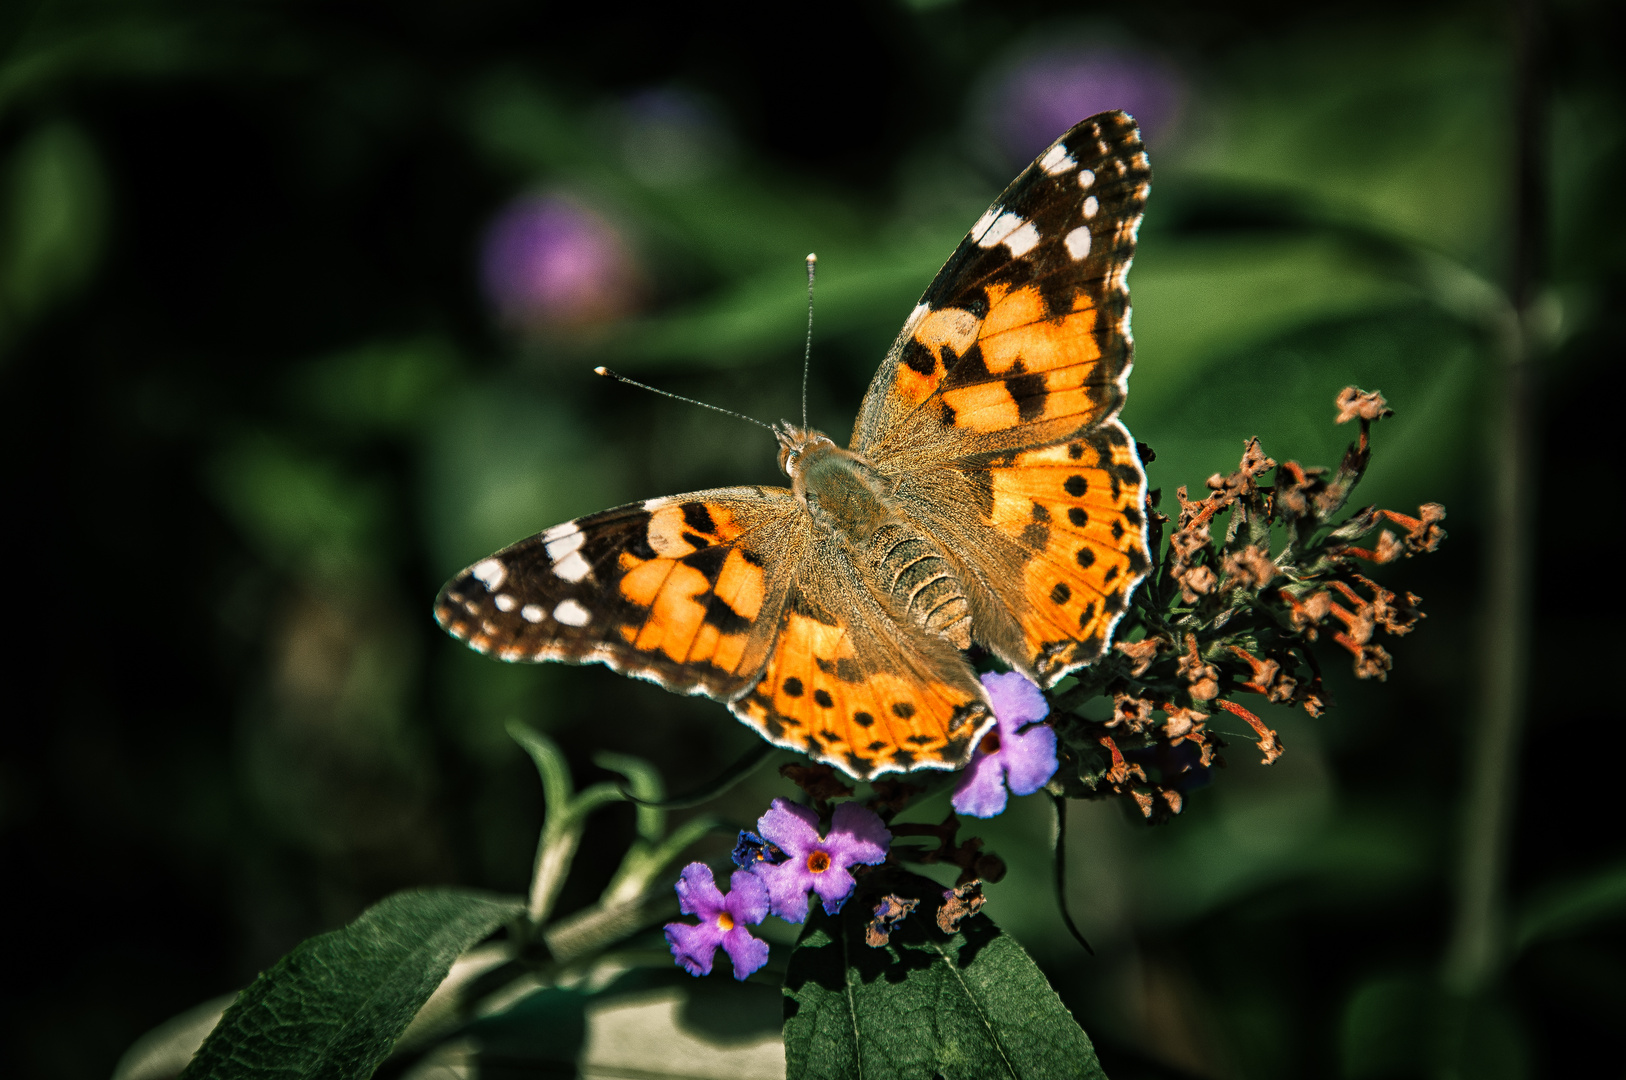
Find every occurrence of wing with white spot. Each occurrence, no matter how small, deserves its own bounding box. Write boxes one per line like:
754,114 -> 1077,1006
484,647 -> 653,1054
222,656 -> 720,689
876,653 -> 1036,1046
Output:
434,487 -> 804,700
851,110 -> 1151,460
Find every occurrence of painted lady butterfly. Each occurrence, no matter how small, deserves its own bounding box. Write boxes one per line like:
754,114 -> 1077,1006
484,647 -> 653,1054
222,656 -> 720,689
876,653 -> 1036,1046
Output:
436,111 -> 1152,779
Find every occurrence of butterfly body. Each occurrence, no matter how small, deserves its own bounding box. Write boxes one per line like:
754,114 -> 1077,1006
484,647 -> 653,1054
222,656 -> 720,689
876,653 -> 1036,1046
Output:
438,111 -> 1154,779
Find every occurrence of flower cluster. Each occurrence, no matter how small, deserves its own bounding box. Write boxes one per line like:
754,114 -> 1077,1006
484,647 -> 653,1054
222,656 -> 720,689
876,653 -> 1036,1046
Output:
665,798 -> 892,980
666,670 -> 1062,979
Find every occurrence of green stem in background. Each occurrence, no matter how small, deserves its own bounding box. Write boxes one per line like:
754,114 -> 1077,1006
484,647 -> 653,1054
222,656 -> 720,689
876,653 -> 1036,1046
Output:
509,722 -> 623,926
1440,0 -> 1546,1005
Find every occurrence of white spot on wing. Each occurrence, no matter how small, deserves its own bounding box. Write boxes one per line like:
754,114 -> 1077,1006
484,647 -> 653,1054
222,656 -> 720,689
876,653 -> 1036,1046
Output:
521,604 -> 545,623
542,522 -> 579,544
1039,144 -> 1075,175
554,550 -> 592,583
472,559 -> 506,591
1064,226 -> 1092,261
1004,221 -> 1041,257
494,593 -> 517,612
1078,169 -> 1095,190
642,498 -> 666,511
978,213 -> 1041,257
553,599 -> 591,627
544,529 -> 584,561
1083,196 -> 1099,219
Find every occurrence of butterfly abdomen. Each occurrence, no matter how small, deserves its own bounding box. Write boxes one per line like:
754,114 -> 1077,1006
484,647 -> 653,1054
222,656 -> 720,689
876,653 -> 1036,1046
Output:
794,441 -> 974,650
870,524 -> 973,649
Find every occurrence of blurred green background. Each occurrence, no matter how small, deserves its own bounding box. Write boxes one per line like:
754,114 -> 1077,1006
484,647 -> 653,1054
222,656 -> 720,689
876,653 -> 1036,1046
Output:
2,1 -> 1621,1077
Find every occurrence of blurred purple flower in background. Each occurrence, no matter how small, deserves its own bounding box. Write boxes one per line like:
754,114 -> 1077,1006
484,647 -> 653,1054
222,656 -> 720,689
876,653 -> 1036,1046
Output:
982,45 -> 1186,165
479,194 -> 640,331
664,863 -> 771,980
951,671 -> 1059,819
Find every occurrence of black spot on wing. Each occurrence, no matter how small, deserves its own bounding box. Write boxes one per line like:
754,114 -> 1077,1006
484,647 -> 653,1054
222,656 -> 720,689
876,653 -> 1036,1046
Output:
703,595 -> 752,635
1050,582 -> 1071,605
814,689 -> 834,708
680,545 -> 728,576
1006,371 -> 1047,421
680,501 -> 715,534
902,338 -> 938,376
783,677 -> 804,697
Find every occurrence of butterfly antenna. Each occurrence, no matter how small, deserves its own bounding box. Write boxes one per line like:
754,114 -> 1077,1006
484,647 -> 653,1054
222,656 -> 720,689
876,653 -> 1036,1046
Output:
801,253 -> 816,429
593,367 -> 774,432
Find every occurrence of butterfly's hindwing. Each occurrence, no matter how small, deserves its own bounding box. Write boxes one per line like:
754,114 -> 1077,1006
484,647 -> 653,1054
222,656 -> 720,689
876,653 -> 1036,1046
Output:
977,421 -> 1151,680
729,566 -> 993,780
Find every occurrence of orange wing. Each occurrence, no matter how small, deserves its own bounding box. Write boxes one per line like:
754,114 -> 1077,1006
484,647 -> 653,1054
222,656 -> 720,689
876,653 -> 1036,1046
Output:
730,565 -> 993,780
435,489 -> 800,701
979,422 -> 1151,682
853,111 -> 1150,461
850,111 -> 1154,687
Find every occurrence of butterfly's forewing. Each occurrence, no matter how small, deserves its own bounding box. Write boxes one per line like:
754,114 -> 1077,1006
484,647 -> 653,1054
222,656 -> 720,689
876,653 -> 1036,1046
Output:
851,111 -> 1153,686
853,111 -> 1149,459
435,488 -> 802,700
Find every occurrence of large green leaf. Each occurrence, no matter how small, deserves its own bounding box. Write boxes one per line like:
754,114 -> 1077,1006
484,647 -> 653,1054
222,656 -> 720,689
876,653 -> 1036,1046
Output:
783,880 -> 1105,1080
181,888 -> 522,1080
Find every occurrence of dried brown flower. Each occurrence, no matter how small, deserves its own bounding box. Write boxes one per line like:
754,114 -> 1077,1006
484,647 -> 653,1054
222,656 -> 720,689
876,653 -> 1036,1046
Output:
937,880 -> 986,934
1335,386 -> 1393,424
865,893 -> 919,947
1114,637 -> 1162,677
1111,692 -> 1157,731
1214,699 -> 1283,765
1221,545 -> 1278,590
1177,634 -> 1221,701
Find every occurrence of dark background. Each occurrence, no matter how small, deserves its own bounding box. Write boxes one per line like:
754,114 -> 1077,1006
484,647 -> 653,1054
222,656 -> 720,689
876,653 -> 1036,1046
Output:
1,1 -> 1621,1077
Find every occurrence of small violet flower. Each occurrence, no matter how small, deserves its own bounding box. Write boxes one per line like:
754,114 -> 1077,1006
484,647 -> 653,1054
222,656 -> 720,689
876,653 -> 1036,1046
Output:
752,799 -> 891,923
951,671 -> 1059,819
664,863 -> 771,980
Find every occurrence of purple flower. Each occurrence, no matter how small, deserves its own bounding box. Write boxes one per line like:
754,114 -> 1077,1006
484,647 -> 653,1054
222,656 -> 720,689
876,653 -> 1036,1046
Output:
982,46 -> 1186,165
663,863 -> 771,980
479,194 -> 639,331
751,800 -> 891,923
951,671 -> 1059,819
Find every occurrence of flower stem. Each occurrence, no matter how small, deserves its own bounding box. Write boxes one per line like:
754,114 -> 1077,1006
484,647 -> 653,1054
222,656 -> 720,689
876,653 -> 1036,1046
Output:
1440,0 -> 1545,1003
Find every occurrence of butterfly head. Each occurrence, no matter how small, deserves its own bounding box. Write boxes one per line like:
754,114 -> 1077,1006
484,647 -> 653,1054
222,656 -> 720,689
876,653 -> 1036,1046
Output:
773,422 -> 836,481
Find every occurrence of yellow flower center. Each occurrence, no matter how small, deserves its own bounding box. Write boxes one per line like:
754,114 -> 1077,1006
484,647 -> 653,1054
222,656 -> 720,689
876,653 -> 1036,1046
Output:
716,912 -> 734,931
807,850 -> 832,874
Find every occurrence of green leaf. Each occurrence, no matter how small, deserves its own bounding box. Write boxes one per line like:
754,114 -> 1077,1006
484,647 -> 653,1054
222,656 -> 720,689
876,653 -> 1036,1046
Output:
181,887 -> 522,1080
783,877 -> 1105,1080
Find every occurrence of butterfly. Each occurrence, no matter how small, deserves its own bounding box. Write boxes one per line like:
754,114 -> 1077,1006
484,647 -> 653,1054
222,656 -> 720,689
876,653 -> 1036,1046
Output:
436,110 -> 1153,780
